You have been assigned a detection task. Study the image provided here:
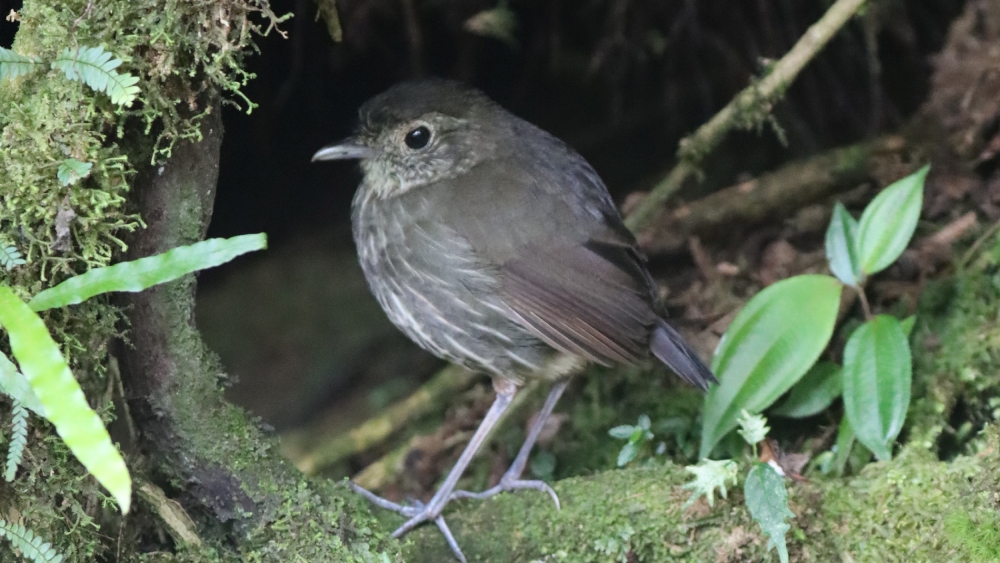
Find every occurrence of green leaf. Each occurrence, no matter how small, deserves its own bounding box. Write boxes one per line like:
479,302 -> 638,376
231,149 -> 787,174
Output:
736,410 -> 770,446
608,425 -> 635,440
56,158 -> 93,186
0,286 -> 131,513
0,241 -> 26,271
0,351 -> 46,416
616,441 -> 639,467
0,47 -> 41,80
825,202 -> 862,286
745,462 -> 794,563
0,519 -> 64,563
5,401 -> 28,482
829,416 -> 855,476
771,361 -> 843,418
842,315 -> 912,460
682,458 -> 738,508
700,275 -> 842,458
51,46 -> 140,106
637,414 -> 651,431
29,234 -> 267,311
856,166 -> 929,275
900,315 -> 916,337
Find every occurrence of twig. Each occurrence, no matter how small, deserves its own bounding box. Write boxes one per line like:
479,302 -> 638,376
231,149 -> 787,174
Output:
313,0 -> 343,42
292,366 -> 474,475
625,0 -> 869,232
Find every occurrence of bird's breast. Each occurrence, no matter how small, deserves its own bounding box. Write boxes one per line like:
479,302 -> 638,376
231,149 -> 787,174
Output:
350,184 -> 552,378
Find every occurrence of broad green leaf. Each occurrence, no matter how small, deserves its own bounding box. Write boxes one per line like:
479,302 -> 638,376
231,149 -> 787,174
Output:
616,441 -> 639,467
682,458 -> 738,508
825,202 -> 862,286
771,361 -> 843,419
608,425 -> 635,440
842,315 -> 912,460
0,286 -> 131,513
56,159 -> 93,186
0,47 -> 41,80
745,462 -> 793,563
700,275 -> 842,458
29,234 -> 267,311
51,46 -> 140,106
736,410 -> 769,446
0,351 -> 46,416
856,166 -> 929,275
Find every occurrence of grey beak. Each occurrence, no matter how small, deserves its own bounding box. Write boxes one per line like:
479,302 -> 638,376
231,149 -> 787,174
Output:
311,140 -> 375,162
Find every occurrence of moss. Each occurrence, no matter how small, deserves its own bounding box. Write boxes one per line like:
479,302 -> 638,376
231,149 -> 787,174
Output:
400,432 -> 999,562
908,231 -> 1000,451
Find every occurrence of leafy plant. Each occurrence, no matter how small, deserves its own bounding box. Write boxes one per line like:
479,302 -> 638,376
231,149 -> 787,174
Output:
700,166 -> 929,461
0,45 -> 139,106
0,241 -> 26,271
0,519 -> 63,563
608,414 -> 654,467
5,401 -> 28,482
681,458 -> 738,508
684,412 -> 793,563
0,234 -> 267,514
0,47 -> 41,80
55,159 -> 93,187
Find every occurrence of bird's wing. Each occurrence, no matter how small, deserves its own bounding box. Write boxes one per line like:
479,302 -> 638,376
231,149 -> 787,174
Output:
437,138 -> 662,366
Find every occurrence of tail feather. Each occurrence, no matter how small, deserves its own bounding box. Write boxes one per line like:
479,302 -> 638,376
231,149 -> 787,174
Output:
650,319 -> 717,391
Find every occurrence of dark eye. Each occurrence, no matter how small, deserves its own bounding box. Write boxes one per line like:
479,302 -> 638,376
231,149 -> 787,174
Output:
404,126 -> 430,149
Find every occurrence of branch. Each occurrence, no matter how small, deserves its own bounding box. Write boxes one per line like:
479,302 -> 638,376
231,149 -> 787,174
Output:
289,365 -> 474,475
639,135 -> 906,255
625,0 -> 869,232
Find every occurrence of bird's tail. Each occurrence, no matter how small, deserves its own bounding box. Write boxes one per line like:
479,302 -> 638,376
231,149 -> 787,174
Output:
650,319 -> 717,391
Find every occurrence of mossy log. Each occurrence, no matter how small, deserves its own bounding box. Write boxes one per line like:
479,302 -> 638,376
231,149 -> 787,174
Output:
402,439 -> 999,562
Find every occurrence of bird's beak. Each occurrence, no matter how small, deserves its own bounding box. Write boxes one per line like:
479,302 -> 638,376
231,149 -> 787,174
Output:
311,139 -> 375,162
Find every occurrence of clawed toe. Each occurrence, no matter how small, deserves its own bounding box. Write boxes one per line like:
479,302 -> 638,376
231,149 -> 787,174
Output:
451,478 -> 560,509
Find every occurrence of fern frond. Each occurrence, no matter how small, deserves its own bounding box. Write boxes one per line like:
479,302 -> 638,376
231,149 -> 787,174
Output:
51,46 -> 140,107
5,401 -> 28,482
0,47 -> 41,80
0,241 -> 26,271
0,519 -> 64,563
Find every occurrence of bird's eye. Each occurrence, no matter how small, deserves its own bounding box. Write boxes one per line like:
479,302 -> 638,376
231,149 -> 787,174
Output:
404,126 -> 431,149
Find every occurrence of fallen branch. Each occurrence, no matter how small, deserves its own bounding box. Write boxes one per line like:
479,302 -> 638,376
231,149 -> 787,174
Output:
290,365 -> 475,475
625,0 -> 869,232
640,135 -> 907,255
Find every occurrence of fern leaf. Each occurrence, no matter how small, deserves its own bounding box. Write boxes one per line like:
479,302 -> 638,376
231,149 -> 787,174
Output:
51,46 -> 140,107
0,241 -> 26,271
0,519 -> 64,563
56,159 -> 93,187
5,401 -> 28,482
0,47 -> 41,80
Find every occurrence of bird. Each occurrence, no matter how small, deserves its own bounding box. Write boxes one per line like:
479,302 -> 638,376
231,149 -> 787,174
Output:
312,79 -> 716,562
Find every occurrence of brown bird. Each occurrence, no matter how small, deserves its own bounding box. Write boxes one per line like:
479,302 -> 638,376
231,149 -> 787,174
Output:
313,79 -> 715,561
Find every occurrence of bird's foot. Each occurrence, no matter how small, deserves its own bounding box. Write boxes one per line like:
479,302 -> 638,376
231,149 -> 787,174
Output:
349,482 -> 468,563
451,475 -> 560,509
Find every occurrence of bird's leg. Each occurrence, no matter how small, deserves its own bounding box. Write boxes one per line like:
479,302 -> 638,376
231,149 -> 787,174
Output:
350,380 -> 518,563
451,379 -> 568,508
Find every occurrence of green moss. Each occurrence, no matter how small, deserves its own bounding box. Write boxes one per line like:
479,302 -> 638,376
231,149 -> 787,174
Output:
401,433 -> 999,562
908,232 -> 1000,451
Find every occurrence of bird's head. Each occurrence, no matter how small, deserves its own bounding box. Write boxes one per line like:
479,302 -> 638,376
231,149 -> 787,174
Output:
313,79 -> 505,198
